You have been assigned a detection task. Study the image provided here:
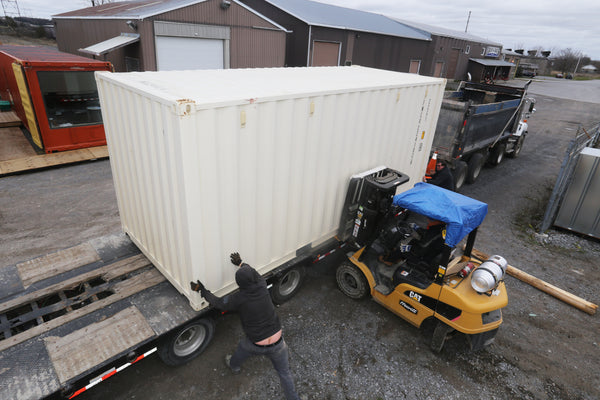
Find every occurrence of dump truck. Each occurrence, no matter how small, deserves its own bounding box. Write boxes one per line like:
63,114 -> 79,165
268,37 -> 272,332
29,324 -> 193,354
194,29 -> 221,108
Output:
0,66 -> 447,399
431,81 -> 535,189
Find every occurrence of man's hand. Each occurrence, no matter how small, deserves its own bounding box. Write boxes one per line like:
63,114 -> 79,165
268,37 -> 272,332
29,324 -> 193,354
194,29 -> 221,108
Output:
190,280 -> 205,293
230,252 -> 242,266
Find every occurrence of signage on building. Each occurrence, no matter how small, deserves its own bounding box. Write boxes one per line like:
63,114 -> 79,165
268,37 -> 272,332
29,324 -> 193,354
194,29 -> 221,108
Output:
485,47 -> 500,58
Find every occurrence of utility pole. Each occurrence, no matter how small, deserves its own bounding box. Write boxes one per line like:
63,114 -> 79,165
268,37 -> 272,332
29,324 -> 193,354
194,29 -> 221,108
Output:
1,0 -> 21,18
465,11 -> 471,33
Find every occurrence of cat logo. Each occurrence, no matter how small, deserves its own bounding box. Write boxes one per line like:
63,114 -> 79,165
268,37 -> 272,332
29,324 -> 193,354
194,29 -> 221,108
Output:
409,291 -> 422,303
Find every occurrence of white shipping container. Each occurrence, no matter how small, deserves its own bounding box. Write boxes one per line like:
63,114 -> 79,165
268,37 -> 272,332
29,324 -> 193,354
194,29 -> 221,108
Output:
95,66 -> 445,310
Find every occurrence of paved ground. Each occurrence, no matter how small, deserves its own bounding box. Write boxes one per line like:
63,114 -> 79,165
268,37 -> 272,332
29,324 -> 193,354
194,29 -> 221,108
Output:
1,77 -> 599,400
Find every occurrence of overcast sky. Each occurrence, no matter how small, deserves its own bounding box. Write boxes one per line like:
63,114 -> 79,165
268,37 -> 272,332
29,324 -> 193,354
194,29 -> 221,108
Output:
14,0 -> 600,60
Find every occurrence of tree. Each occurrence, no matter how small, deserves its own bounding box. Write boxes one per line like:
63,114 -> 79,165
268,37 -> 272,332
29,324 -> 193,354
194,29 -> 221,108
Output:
554,48 -> 585,74
86,0 -> 115,6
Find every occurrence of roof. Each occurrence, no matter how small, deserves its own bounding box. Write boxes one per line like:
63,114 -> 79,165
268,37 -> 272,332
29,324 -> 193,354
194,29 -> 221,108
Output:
263,0 -> 430,41
52,0 -> 288,31
0,45 -> 111,66
469,58 -> 514,67
392,182 -> 488,247
79,33 -> 140,56
582,64 -> 597,70
393,18 -> 501,46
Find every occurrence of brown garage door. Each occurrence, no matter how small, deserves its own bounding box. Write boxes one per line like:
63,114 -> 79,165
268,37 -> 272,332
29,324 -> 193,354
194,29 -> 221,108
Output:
312,41 -> 340,66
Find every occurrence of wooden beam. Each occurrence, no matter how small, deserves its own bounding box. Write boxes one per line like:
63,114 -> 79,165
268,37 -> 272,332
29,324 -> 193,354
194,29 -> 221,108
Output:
471,248 -> 598,315
0,145 -> 108,175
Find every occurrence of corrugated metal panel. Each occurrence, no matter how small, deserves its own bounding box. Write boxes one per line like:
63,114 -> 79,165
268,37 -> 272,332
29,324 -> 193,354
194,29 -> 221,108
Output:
95,66 -> 445,310
230,27 -> 285,68
555,147 -> 600,238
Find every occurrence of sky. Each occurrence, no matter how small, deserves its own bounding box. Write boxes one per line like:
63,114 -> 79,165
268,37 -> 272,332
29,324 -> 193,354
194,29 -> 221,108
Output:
12,0 -> 600,60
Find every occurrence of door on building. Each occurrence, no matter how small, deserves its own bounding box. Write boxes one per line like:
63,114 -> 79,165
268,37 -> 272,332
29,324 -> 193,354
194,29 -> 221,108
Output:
312,41 -> 340,66
155,36 -> 224,71
434,61 -> 444,77
409,60 -> 421,74
446,49 -> 460,80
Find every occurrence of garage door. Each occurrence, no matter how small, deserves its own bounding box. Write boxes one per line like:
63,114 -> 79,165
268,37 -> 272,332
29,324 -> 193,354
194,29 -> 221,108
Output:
312,41 -> 340,66
156,36 -> 224,71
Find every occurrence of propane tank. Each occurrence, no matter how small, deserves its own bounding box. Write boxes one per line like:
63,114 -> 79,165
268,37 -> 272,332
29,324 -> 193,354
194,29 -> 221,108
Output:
458,262 -> 474,278
426,152 -> 438,177
470,255 -> 508,293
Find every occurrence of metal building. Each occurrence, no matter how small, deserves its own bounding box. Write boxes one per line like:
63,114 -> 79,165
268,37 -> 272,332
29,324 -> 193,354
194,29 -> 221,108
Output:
53,0 -> 288,72
239,0 -> 431,72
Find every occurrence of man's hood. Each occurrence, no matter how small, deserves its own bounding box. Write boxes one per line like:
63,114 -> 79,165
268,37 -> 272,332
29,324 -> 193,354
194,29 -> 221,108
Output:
235,264 -> 267,297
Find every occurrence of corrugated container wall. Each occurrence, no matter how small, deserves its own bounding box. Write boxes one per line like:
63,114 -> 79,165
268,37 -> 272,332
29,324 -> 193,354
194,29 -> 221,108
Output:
95,66 -> 445,310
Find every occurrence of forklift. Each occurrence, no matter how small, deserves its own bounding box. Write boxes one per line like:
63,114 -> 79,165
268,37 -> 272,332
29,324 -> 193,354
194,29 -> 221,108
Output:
336,167 -> 508,352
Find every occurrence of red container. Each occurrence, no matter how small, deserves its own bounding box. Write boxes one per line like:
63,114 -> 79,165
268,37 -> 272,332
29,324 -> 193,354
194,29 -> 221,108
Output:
0,45 -> 112,153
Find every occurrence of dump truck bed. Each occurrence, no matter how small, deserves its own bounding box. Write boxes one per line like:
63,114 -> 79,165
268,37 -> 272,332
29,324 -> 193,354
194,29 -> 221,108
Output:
0,233 -> 199,400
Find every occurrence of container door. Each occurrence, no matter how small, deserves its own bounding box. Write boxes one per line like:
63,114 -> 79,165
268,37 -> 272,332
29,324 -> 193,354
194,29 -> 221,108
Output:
12,63 -> 43,149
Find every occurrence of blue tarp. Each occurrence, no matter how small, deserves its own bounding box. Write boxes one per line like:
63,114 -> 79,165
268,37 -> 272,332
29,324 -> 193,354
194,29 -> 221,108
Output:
392,183 -> 488,247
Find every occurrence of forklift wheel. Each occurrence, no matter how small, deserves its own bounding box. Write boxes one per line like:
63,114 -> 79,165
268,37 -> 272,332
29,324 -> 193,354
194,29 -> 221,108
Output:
430,321 -> 454,353
336,262 -> 369,299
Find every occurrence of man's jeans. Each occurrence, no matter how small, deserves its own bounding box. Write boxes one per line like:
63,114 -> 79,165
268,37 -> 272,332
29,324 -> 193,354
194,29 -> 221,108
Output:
230,336 -> 300,400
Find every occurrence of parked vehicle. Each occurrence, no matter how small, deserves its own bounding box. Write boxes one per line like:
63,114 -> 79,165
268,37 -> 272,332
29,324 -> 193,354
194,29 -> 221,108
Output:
1,67 -> 447,399
336,171 -> 508,351
431,81 -> 535,189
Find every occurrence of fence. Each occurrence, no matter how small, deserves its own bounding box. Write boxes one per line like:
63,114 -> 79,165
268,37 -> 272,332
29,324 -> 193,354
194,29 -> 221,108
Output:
540,122 -> 600,232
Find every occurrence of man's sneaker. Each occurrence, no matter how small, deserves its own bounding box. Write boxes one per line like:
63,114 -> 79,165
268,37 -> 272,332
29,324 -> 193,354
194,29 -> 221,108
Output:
225,354 -> 241,374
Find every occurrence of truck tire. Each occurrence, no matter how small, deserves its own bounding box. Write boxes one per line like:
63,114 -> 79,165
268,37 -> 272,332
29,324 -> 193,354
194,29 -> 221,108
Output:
158,318 -> 215,366
270,266 -> 305,304
453,160 -> 468,190
507,136 -> 525,158
336,261 -> 369,299
466,153 -> 485,184
430,321 -> 454,353
488,143 -> 506,166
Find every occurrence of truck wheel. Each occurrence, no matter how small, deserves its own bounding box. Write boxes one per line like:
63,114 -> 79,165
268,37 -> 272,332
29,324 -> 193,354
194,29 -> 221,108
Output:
158,318 -> 215,366
336,262 -> 369,299
488,143 -> 506,166
270,266 -> 305,304
430,321 -> 454,353
453,161 -> 468,190
507,136 -> 525,158
466,153 -> 485,184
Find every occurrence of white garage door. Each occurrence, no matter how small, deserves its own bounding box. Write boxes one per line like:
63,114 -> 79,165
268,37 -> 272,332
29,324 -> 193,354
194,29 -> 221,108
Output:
156,36 -> 224,71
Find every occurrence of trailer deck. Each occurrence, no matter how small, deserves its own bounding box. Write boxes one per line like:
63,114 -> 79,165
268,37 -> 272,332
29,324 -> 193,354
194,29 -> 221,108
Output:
0,234 -> 199,400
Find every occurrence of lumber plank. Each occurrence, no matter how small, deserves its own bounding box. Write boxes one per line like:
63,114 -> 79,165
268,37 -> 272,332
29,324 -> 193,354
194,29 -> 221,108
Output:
17,242 -> 101,288
0,145 -> 108,175
0,111 -> 21,127
471,248 -> 597,315
0,254 -> 149,314
0,127 -> 35,162
45,306 -> 155,384
0,267 -> 164,352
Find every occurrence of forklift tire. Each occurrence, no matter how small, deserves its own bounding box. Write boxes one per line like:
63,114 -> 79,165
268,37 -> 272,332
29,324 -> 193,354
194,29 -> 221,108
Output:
507,136 -> 525,158
158,318 -> 215,366
466,153 -> 485,184
430,321 -> 454,353
488,143 -> 506,166
336,262 -> 369,299
468,328 -> 499,351
270,266 -> 305,305
453,161 -> 468,190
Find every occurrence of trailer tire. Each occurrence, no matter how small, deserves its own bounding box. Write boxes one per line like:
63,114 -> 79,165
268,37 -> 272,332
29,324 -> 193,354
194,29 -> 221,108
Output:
336,262 -> 369,299
430,321 -> 454,353
453,161 -> 468,190
158,318 -> 215,366
507,136 -> 525,158
270,266 -> 305,304
489,143 -> 506,166
466,153 -> 485,184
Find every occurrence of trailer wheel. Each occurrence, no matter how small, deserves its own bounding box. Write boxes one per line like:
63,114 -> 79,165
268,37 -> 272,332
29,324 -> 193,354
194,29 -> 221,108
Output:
158,318 -> 215,366
466,153 -> 485,184
430,321 -> 454,353
453,161 -> 468,190
507,136 -> 525,158
270,266 -> 305,304
336,262 -> 369,299
489,143 -> 506,166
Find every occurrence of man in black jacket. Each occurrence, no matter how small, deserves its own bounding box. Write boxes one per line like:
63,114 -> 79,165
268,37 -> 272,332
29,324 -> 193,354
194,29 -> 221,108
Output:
426,160 -> 455,191
190,253 -> 300,400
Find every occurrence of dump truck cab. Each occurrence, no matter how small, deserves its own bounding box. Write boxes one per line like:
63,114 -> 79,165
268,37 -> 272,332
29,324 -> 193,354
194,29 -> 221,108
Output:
336,168 -> 508,351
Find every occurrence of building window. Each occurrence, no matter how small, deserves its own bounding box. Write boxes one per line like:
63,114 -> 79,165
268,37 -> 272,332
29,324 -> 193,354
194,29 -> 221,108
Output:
465,45 -> 470,55
409,60 -> 421,74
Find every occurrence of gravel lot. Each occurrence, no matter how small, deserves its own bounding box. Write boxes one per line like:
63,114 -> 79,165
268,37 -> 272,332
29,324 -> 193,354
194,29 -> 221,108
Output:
1,78 -> 599,400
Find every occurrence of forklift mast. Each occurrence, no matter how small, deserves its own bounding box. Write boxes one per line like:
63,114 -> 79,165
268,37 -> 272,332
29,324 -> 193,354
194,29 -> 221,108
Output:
338,166 -> 409,248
